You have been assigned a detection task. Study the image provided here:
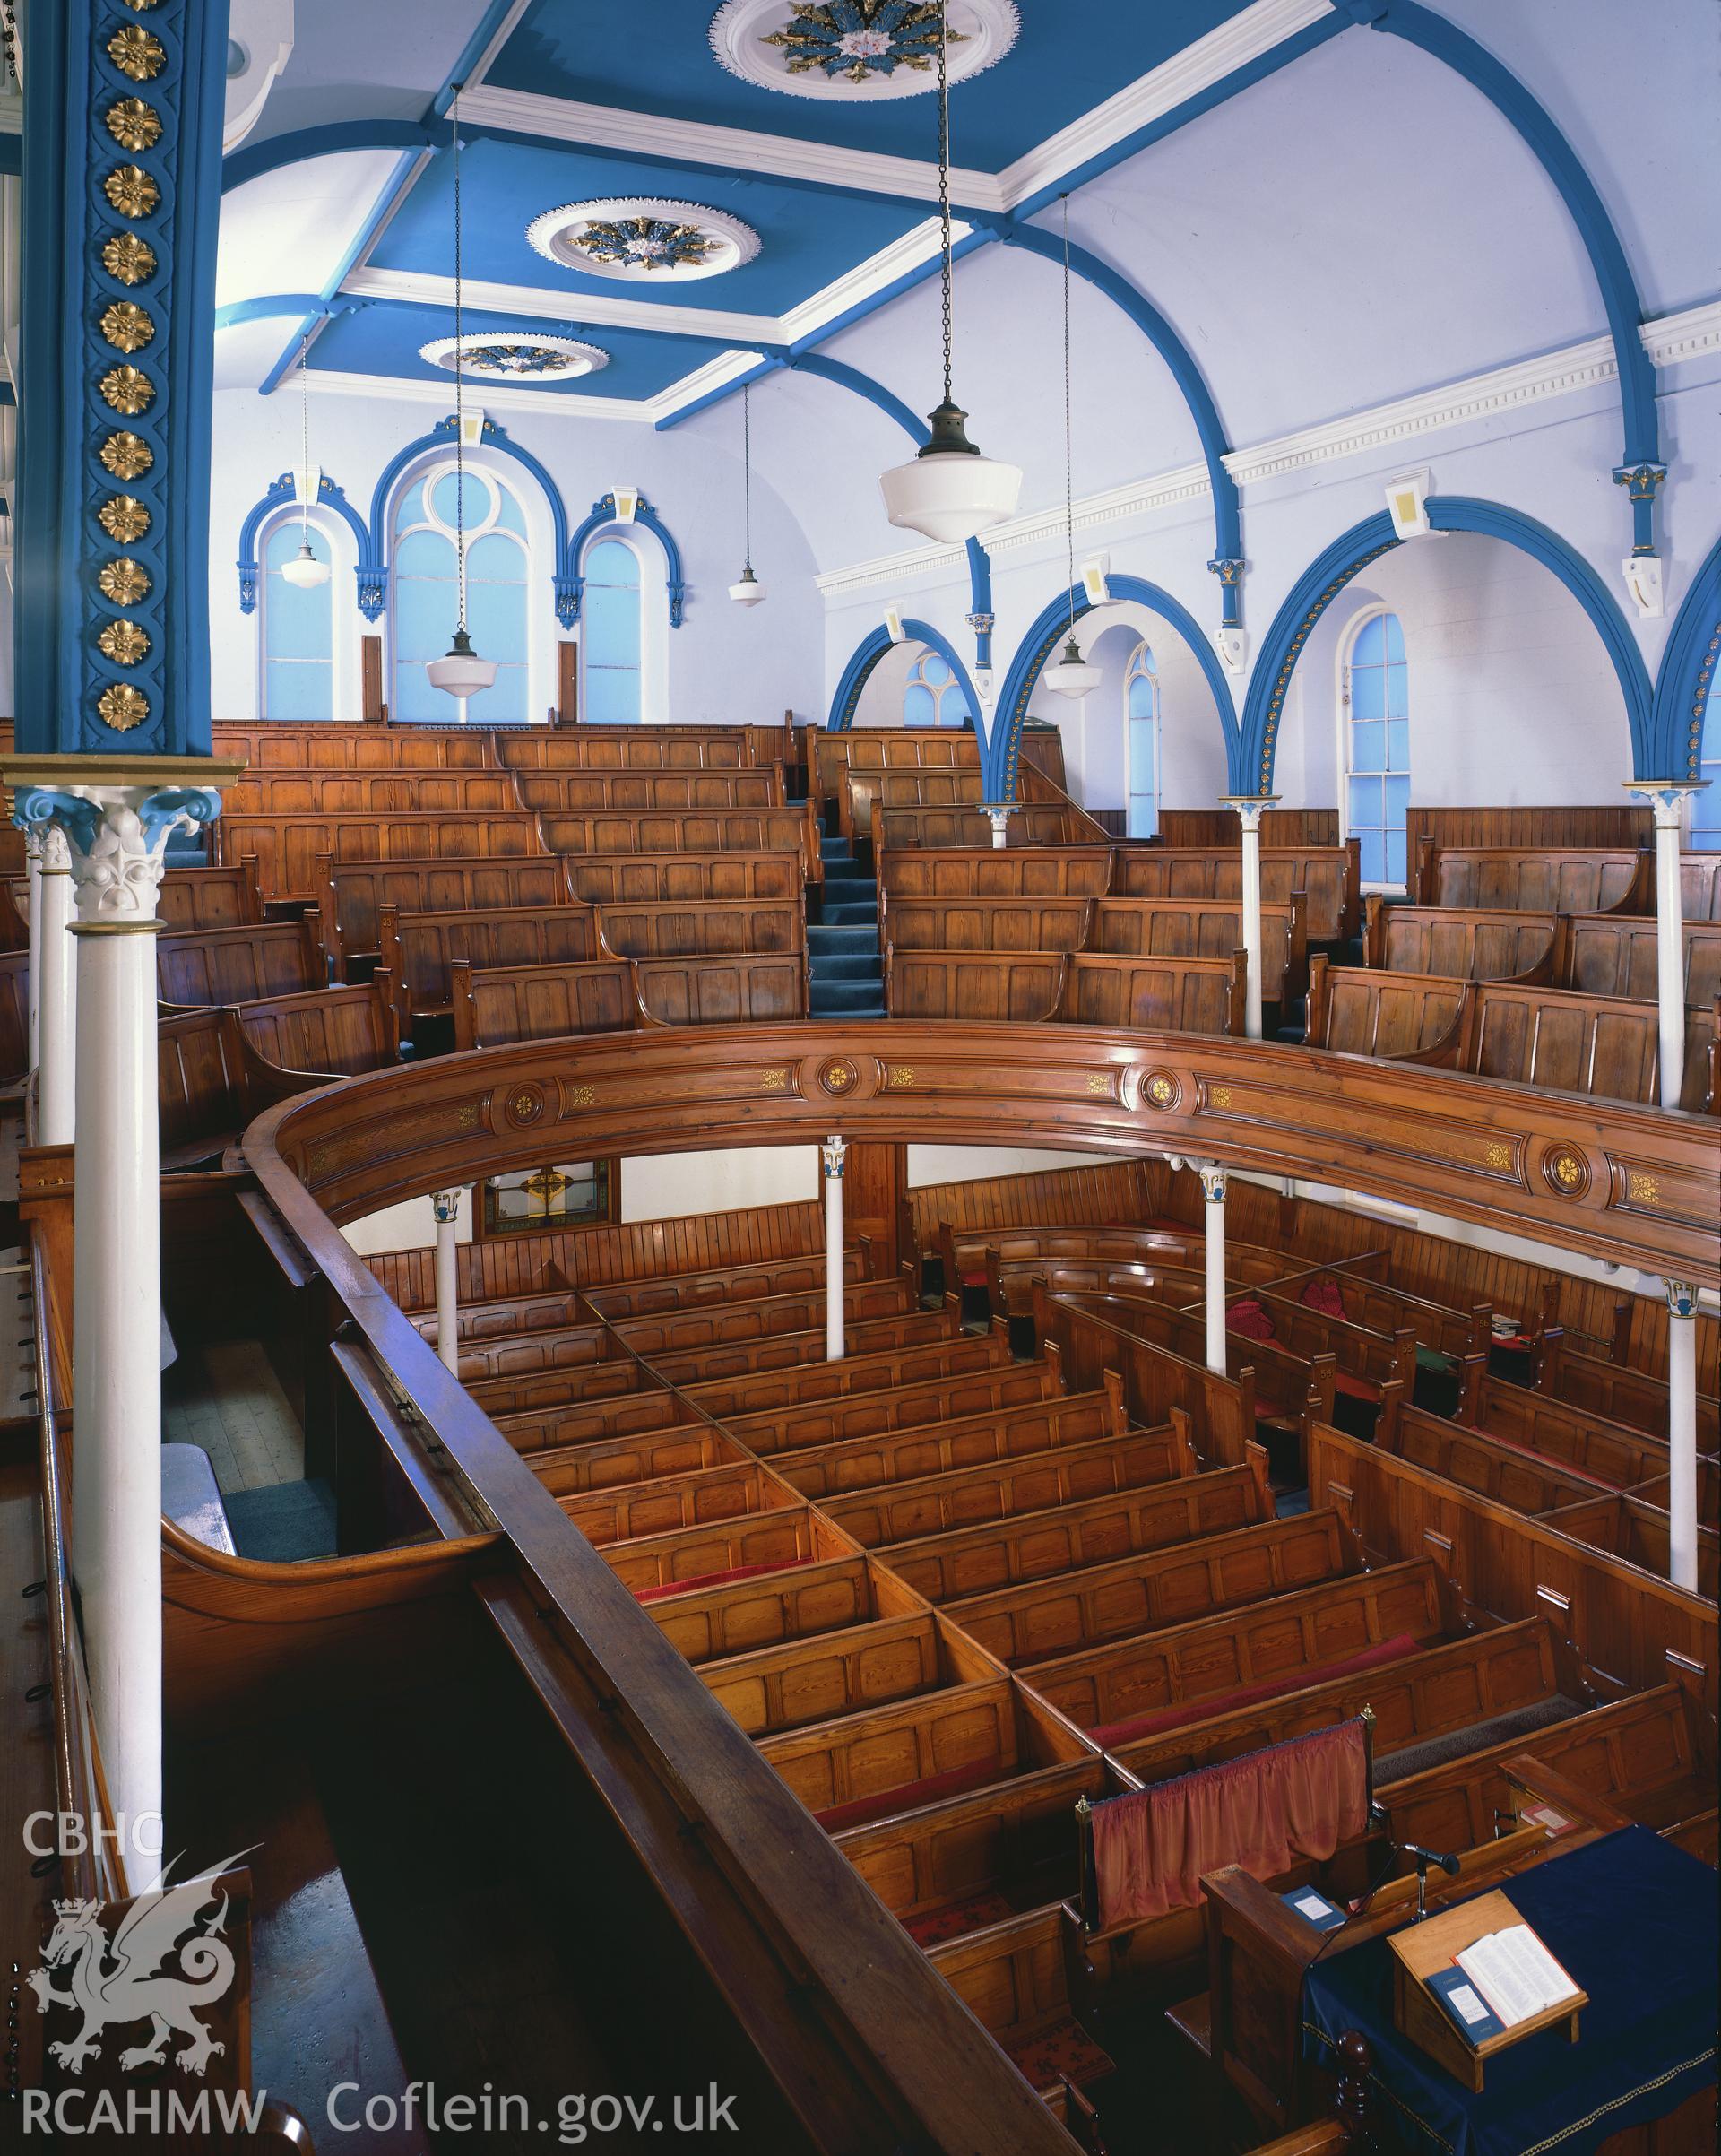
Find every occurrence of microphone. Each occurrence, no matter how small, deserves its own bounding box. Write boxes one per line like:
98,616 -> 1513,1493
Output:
1400,1842 -> 1461,1877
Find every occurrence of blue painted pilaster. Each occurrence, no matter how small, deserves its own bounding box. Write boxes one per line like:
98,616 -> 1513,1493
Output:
16,0 -> 231,756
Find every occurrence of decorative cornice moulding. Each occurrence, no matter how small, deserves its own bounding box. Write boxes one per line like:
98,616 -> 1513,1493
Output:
813,299 -> 1721,597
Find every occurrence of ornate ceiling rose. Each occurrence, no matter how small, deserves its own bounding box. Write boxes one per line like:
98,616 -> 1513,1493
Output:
417,332 -> 610,383
527,198 -> 760,283
709,0 -> 1017,100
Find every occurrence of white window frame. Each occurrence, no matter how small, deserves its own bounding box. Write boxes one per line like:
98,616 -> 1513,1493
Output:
255,505 -> 354,723
902,647 -> 969,729
1336,602 -> 1411,892
1124,639 -> 1160,839
577,524 -> 670,725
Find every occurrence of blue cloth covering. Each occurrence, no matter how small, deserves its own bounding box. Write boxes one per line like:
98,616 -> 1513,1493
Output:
1302,1827 -> 1717,2156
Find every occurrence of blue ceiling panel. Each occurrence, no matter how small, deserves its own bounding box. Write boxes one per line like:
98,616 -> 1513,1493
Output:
485,2 -> 1258,168
311,299 -> 737,398
366,137 -> 929,311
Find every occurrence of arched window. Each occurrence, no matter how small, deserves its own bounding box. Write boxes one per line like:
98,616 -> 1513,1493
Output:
1342,609 -> 1410,887
1695,672 -> 1720,850
392,463 -> 529,723
260,516 -> 335,720
582,538 -> 644,724
1125,641 -> 1159,839
903,649 -> 971,728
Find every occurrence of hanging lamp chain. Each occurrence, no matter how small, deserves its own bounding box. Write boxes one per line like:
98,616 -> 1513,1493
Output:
742,382 -> 753,572
1062,195 -> 1077,641
298,333 -> 313,548
452,86 -> 468,636
937,1 -> 953,409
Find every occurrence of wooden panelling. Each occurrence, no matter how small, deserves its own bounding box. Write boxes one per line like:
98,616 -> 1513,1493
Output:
212,721 -> 497,769
234,980 -> 399,1077
698,1612 -> 945,1736
757,1675 -> 1019,1819
1111,845 -> 1359,943
562,851 -> 805,908
905,1161 -> 1163,1246
634,953 -> 808,1026
538,806 -> 821,884
451,957 -> 636,1051
1061,952 -> 1245,1035
318,855 -> 574,965
879,848 -> 1115,900
1465,980 -> 1716,1113
1562,913 -> 1721,1008
886,949 -> 1066,1022
1158,809 -> 1340,848
1090,896 -> 1307,1003
1364,902 -> 1560,982
873,804 -> 1095,852
1404,805 -> 1651,858
1680,854 -> 1721,923
157,862 -> 265,930
1305,957 -> 1468,1058
778,1388 -> 1120,1502
596,897 -> 805,959
157,919 -> 325,1006
497,730 -> 754,771
222,770 -> 522,816
217,810 -> 544,903
646,1554 -> 878,1666
878,896 -> 1095,954
726,1364 -> 1060,1462
512,770 -> 783,811
1418,843 -> 1651,913
376,902 -> 602,1021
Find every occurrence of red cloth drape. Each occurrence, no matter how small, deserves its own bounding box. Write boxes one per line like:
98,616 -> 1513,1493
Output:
1226,1296 -> 1277,1339
1090,1718 -> 1370,1927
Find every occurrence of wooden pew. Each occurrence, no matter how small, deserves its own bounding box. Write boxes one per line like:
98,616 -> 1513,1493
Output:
1680,853 -> 1721,922
758,1674 -> 1028,1829
1415,840 -> 1651,913
157,1005 -> 316,1168
1304,957 -> 1467,1057
878,847 -> 1115,900
1025,1558 -> 1445,1739
947,1504 -> 1351,1669
646,1551 -> 884,1665
213,719 -> 498,769
0,949 -> 28,1085
222,769 -> 521,816
158,862 -> 265,930
230,979 -> 400,1078
316,853 -> 574,969
562,849 -> 806,907
375,901 -> 602,1025
872,803 -> 1097,853
582,1246 -> 860,1321
723,1361 -> 1063,1462
1452,1375 -> 1708,1494
157,918 -> 326,1005
216,809 -> 545,905
605,1277 -> 912,1363
596,1498 -> 833,1601
633,951 -> 808,1026
1257,1259 -> 1491,1362
878,895 -> 1096,954
642,1305 -> 958,1390
1540,1492 -> 1720,1597
1089,896 -> 1308,1005
882,1463 -> 1272,1607
1447,976 -> 1717,1113
450,957 -> 636,1050
699,1608 -> 952,1737
1207,1286 -> 1417,1407
926,1907 -> 1115,2107
1377,1393 -> 1630,1516
679,1330 -> 1014,1426
815,726 -> 982,844
776,1387 -> 1126,1502
1562,912 -> 1721,1007
1362,899 -> 1561,981
1480,1355 -> 1721,1461
559,1459 -> 800,1550
496,727 -> 756,771
1059,952 -> 1246,1035
596,896 -> 805,959
537,805 -> 822,886
886,948 -> 1067,1021
511,769 -> 784,811
1111,844 -> 1360,944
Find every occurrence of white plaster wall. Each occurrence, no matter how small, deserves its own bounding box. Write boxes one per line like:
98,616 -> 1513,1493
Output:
907,1146 -> 1127,1187
619,1146 -> 818,1222
342,1187 -> 472,1256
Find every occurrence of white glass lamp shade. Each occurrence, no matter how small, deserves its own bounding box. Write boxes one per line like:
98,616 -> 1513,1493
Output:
426,628 -> 499,704
280,537 -> 331,589
729,567 -> 767,606
1042,635 -> 1101,700
879,400 -> 1021,545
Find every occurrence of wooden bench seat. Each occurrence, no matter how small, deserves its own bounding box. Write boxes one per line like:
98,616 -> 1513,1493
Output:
317,853 -> 574,968
596,896 -> 805,959
725,1361 -> 1063,1460
1416,841 -> 1651,913
449,957 -> 634,1050
231,979 -> 399,1078
945,1506 -> 1346,1668
886,948 -> 1067,1021
538,805 -> 821,885
512,769 -> 784,811
1539,1492 -> 1720,1595
641,1307 -> 964,1390
1060,951 -> 1246,1033
819,1422 -> 1196,1550
776,1386 -> 1125,1502
222,769 -> 522,816
213,719 -> 498,770
156,1006 -> 278,1168
596,1501 -> 829,1601
606,1277 -> 912,1362
218,809 -> 544,905
158,862 -> 265,930
497,728 -> 755,771
376,902 -> 601,1022
678,1330 -> 1015,1424
1112,1615 -> 1570,1788
157,917 -> 327,1005
758,1674 -> 1025,1831
1561,911 -> 1721,1007
560,1459 -> 798,1548
881,1461 -> 1273,1606
0,950 -> 28,1084
873,804 -> 1100,853
493,1386 -> 691,1455
582,1245 -> 861,1321
1443,1382 -> 1702,1498
1305,957 -> 1467,1056
1261,1260 -> 1492,1361
1362,900 -> 1561,981
646,1552 -> 883,1665
699,1610 -> 950,1737
1025,1557 -> 1443,1741
525,1424 -> 744,1501
633,951 -> 809,1026
560,849 -> 805,908
1532,1340 -> 1721,1451
1111,844 -> 1360,944
878,896 -> 1095,954
1205,1286 -> 1417,1403
926,1906 -> 1115,2102
445,1317 -> 617,1386
1090,896 -> 1307,1005
878,847 -> 1115,900
468,1353 -> 662,1419
1680,853 -> 1721,922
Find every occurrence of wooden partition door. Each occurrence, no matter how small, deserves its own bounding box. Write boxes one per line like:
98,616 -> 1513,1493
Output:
558,641 -> 577,725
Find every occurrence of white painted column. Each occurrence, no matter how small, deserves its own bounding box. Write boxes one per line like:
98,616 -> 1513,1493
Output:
37,825 -> 78,1147
1199,1163 -> 1228,1375
1222,794 -> 1278,1043
984,805 -> 1014,852
22,827 -> 42,1079
822,1136 -> 847,1361
1625,783 -> 1700,1109
1665,1279 -> 1699,1593
432,1189 -> 463,1374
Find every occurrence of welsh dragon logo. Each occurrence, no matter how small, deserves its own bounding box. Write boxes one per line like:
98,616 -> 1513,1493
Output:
25,1858 -> 246,2078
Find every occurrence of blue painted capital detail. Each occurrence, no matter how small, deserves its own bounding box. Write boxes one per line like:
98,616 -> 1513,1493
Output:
16,0 -> 231,754
238,470 -> 373,615
1209,556 -> 1246,631
13,789 -> 103,861
1613,462 -> 1669,555
137,787 -> 222,849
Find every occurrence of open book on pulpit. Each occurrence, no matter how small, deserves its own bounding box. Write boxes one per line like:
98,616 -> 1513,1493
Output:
1388,1888 -> 1587,2093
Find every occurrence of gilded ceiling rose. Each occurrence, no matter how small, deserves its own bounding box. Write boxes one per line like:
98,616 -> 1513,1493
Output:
418,332 -> 610,382
99,365 -> 155,416
99,558 -> 151,606
107,25 -> 167,80
102,233 -> 159,286
105,98 -> 162,152
99,432 -> 154,481
100,302 -> 156,355
97,619 -> 151,666
99,495 -> 152,543
709,0 -> 1016,99
97,685 -> 151,732
104,165 -> 160,219
527,198 -> 759,284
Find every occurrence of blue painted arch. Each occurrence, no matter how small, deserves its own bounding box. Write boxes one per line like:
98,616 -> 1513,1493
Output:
828,620 -> 984,735
566,493 -> 687,629
986,576 -> 1240,801
1653,535 -> 1721,783
237,471 -> 373,616
1240,497 -> 1656,793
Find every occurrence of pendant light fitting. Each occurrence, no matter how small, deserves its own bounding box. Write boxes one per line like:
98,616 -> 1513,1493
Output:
280,332 -> 332,589
730,381 -> 766,604
1042,196 -> 1101,700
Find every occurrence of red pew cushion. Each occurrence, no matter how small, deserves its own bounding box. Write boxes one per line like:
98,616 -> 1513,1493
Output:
634,1558 -> 804,1605
1227,1297 -> 1277,1340
815,1756 -> 1003,1835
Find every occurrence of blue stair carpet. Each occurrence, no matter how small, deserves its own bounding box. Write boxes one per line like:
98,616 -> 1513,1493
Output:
810,836 -> 884,1017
